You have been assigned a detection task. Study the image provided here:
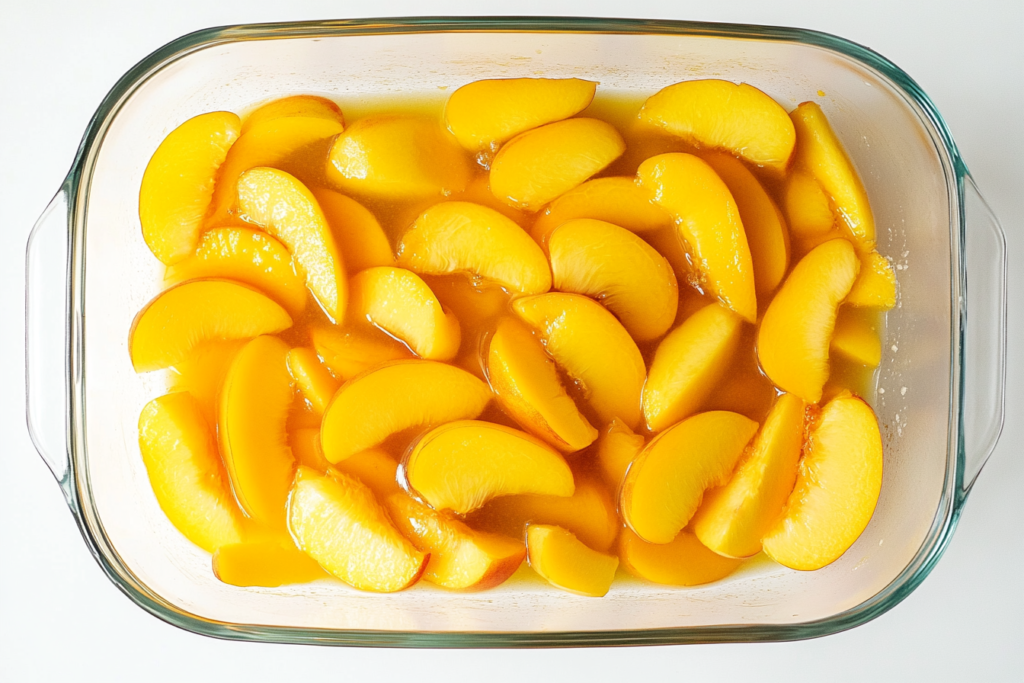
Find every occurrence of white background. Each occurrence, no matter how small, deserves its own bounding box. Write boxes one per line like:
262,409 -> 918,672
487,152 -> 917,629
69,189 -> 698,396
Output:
2,1 -> 1021,680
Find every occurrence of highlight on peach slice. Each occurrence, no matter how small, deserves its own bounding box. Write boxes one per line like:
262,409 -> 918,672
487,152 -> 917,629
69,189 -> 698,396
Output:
320,360 -> 491,463
621,411 -> 758,544
486,318 -> 597,453
692,393 -> 805,558
237,167 -> 347,321
130,279 -> 291,372
596,419 -> 644,491
213,539 -> 328,587
404,420 -> 574,515
287,346 -> 339,415
490,118 -> 626,212
830,308 -> 882,367
397,201 -> 551,295
333,448 -> 402,502
310,325 -> 413,381
139,111 -> 240,264
548,219 -> 679,341
757,238 -> 860,403
164,227 -> 307,314
138,392 -> 245,552
311,187 -> 396,273
639,79 -> 796,172
526,524 -> 618,598
783,169 -> 834,240
349,267 -> 461,361
326,115 -> 471,200
288,467 -> 427,592
845,251 -> 897,309
637,153 -> 757,323
167,339 -> 245,429
513,293 -> 646,429
290,427 -> 332,472
762,392 -> 883,571
618,528 -> 742,586
385,493 -> 526,591
643,302 -> 744,433
240,94 -> 343,134
444,77 -> 597,151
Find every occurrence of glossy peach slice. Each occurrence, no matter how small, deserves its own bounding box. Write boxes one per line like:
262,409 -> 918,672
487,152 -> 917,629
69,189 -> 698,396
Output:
639,79 -> 795,172
138,392 -> 245,552
130,279 -> 291,372
526,524 -> 618,597
757,239 -> 860,403
213,539 -> 328,587
333,448 -> 402,502
762,393 -> 883,570
783,169 -> 834,240
397,201 -> 551,294
139,111 -> 240,264
287,347 -> 339,415
618,528 -> 742,586
846,251 -> 897,309
596,419 -> 644,490
311,187 -> 396,273
490,118 -> 625,212
445,77 -> 597,150
321,360 -> 491,463
638,153 -> 757,322
241,94 -> 343,134
548,219 -> 679,341
167,339 -> 245,429
404,420 -> 574,514
830,308 -> 882,367
310,325 -> 413,381
290,427 -> 331,472
621,411 -> 758,544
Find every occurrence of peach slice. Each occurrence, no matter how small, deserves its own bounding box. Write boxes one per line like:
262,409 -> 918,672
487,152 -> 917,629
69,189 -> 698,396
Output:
385,493 -> 526,590
490,118 -> 626,212
548,219 -> 679,341
830,308 -> 882,367
397,201 -> 551,295
621,411 -> 758,544
783,169 -> 834,240
130,279 -> 291,372
618,528 -> 742,586
444,77 -> 597,150
138,392 -> 245,552
846,251 -> 897,309
167,339 -> 245,429
762,393 -> 883,570
311,187 -> 396,273
310,325 -> 412,381
643,303 -> 744,432
139,111 -> 240,264
639,79 -> 795,173
237,167 -> 347,321
287,347 -> 339,415
164,227 -> 307,314
333,448 -> 402,502
213,539 -> 328,587
526,524 -> 618,597
637,153 -> 757,323
757,239 -> 860,403
290,427 -> 332,472
241,94 -> 343,135
320,360 -> 491,463
692,393 -> 805,558
513,293 -> 646,429
486,318 -> 597,453
404,420 -> 574,514
288,467 -> 427,592
349,267 -> 461,361
596,419 -> 644,491
326,115 -> 471,200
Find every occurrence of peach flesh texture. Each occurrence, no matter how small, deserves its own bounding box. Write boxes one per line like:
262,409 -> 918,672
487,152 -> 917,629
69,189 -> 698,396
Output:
526,524 -> 619,598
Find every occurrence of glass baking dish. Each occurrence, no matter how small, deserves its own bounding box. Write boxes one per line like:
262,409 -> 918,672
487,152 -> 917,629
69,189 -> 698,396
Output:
24,16 -> 1007,646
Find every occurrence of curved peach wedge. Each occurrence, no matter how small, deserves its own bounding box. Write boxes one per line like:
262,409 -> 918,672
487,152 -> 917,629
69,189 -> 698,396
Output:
405,420 -> 574,514
166,339 -> 245,429
287,347 -> 339,415
320,360 -> 491,463
762,393 -> 883,571
757,239 -> 860,403
621,411 -> 758,544
526,524 -> 618,597
548,219 -> 678,341
618,528 -> 742,586
846,251 -> 896,309
213,539 -> 328,587
241,94 -> 343,134
312,188 -> 396,273
596,419 -> 644,490
783,169 -> 834,240
639,79 -> 796,173
310,325 -> 412,381
139,111 -> 240,264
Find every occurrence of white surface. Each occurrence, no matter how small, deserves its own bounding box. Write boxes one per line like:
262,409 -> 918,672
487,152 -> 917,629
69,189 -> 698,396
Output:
1,0 -> 1021,680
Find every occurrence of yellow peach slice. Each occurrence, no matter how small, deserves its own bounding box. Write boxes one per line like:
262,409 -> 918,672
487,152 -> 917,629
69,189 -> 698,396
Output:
333,448 -> 402,502
596,419 -> 644,491
310,325 -> 413,381
757,239 -> 860,403
326,115 -> 471,200
241,94 -> 343,134
385,493 -> 526,590
846,251 -> 897,309
130,279 -> 291,372
783,169 -> 834,239
167,339 -> 245,429
320,360 -> 491,463
513,293 -> 646,429
290,427 -> 331,472
643,303 -> 744,432
762,393 -> 883,570
621,411 -> 758,544
486,319 -> 597,453
490,118 -> 625,212
639,79 -> 795,172
548,219 -> 679,341
213,539 -> 328,587
349,267 -> 461,361
637,153 -> 757,322
237,167 -> 347,321
139,111 -> 240,264
397,201 -> 551,295
288,467 -> 427,592
526,524 -> 618,597
618,528 -> 742,586
138,392 -> 245,552
692,393 -> 805,558
287,347 -> 339,415
830,308 -> 882,367
404,420 -> 574,514
311,187 -> 396,273
445,77 -> 597,150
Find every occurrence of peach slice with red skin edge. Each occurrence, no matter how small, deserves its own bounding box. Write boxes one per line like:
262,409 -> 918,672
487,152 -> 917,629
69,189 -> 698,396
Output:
526,524 -> 619,598
213,539 -> 328,587
310,325 -> 412,382
286,346 -> 339,415
618,528 -> 742,586
846,251 -> 897,309
311,187 -> 396,274
240,94 -> 343,135
596,419 -> 644,491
